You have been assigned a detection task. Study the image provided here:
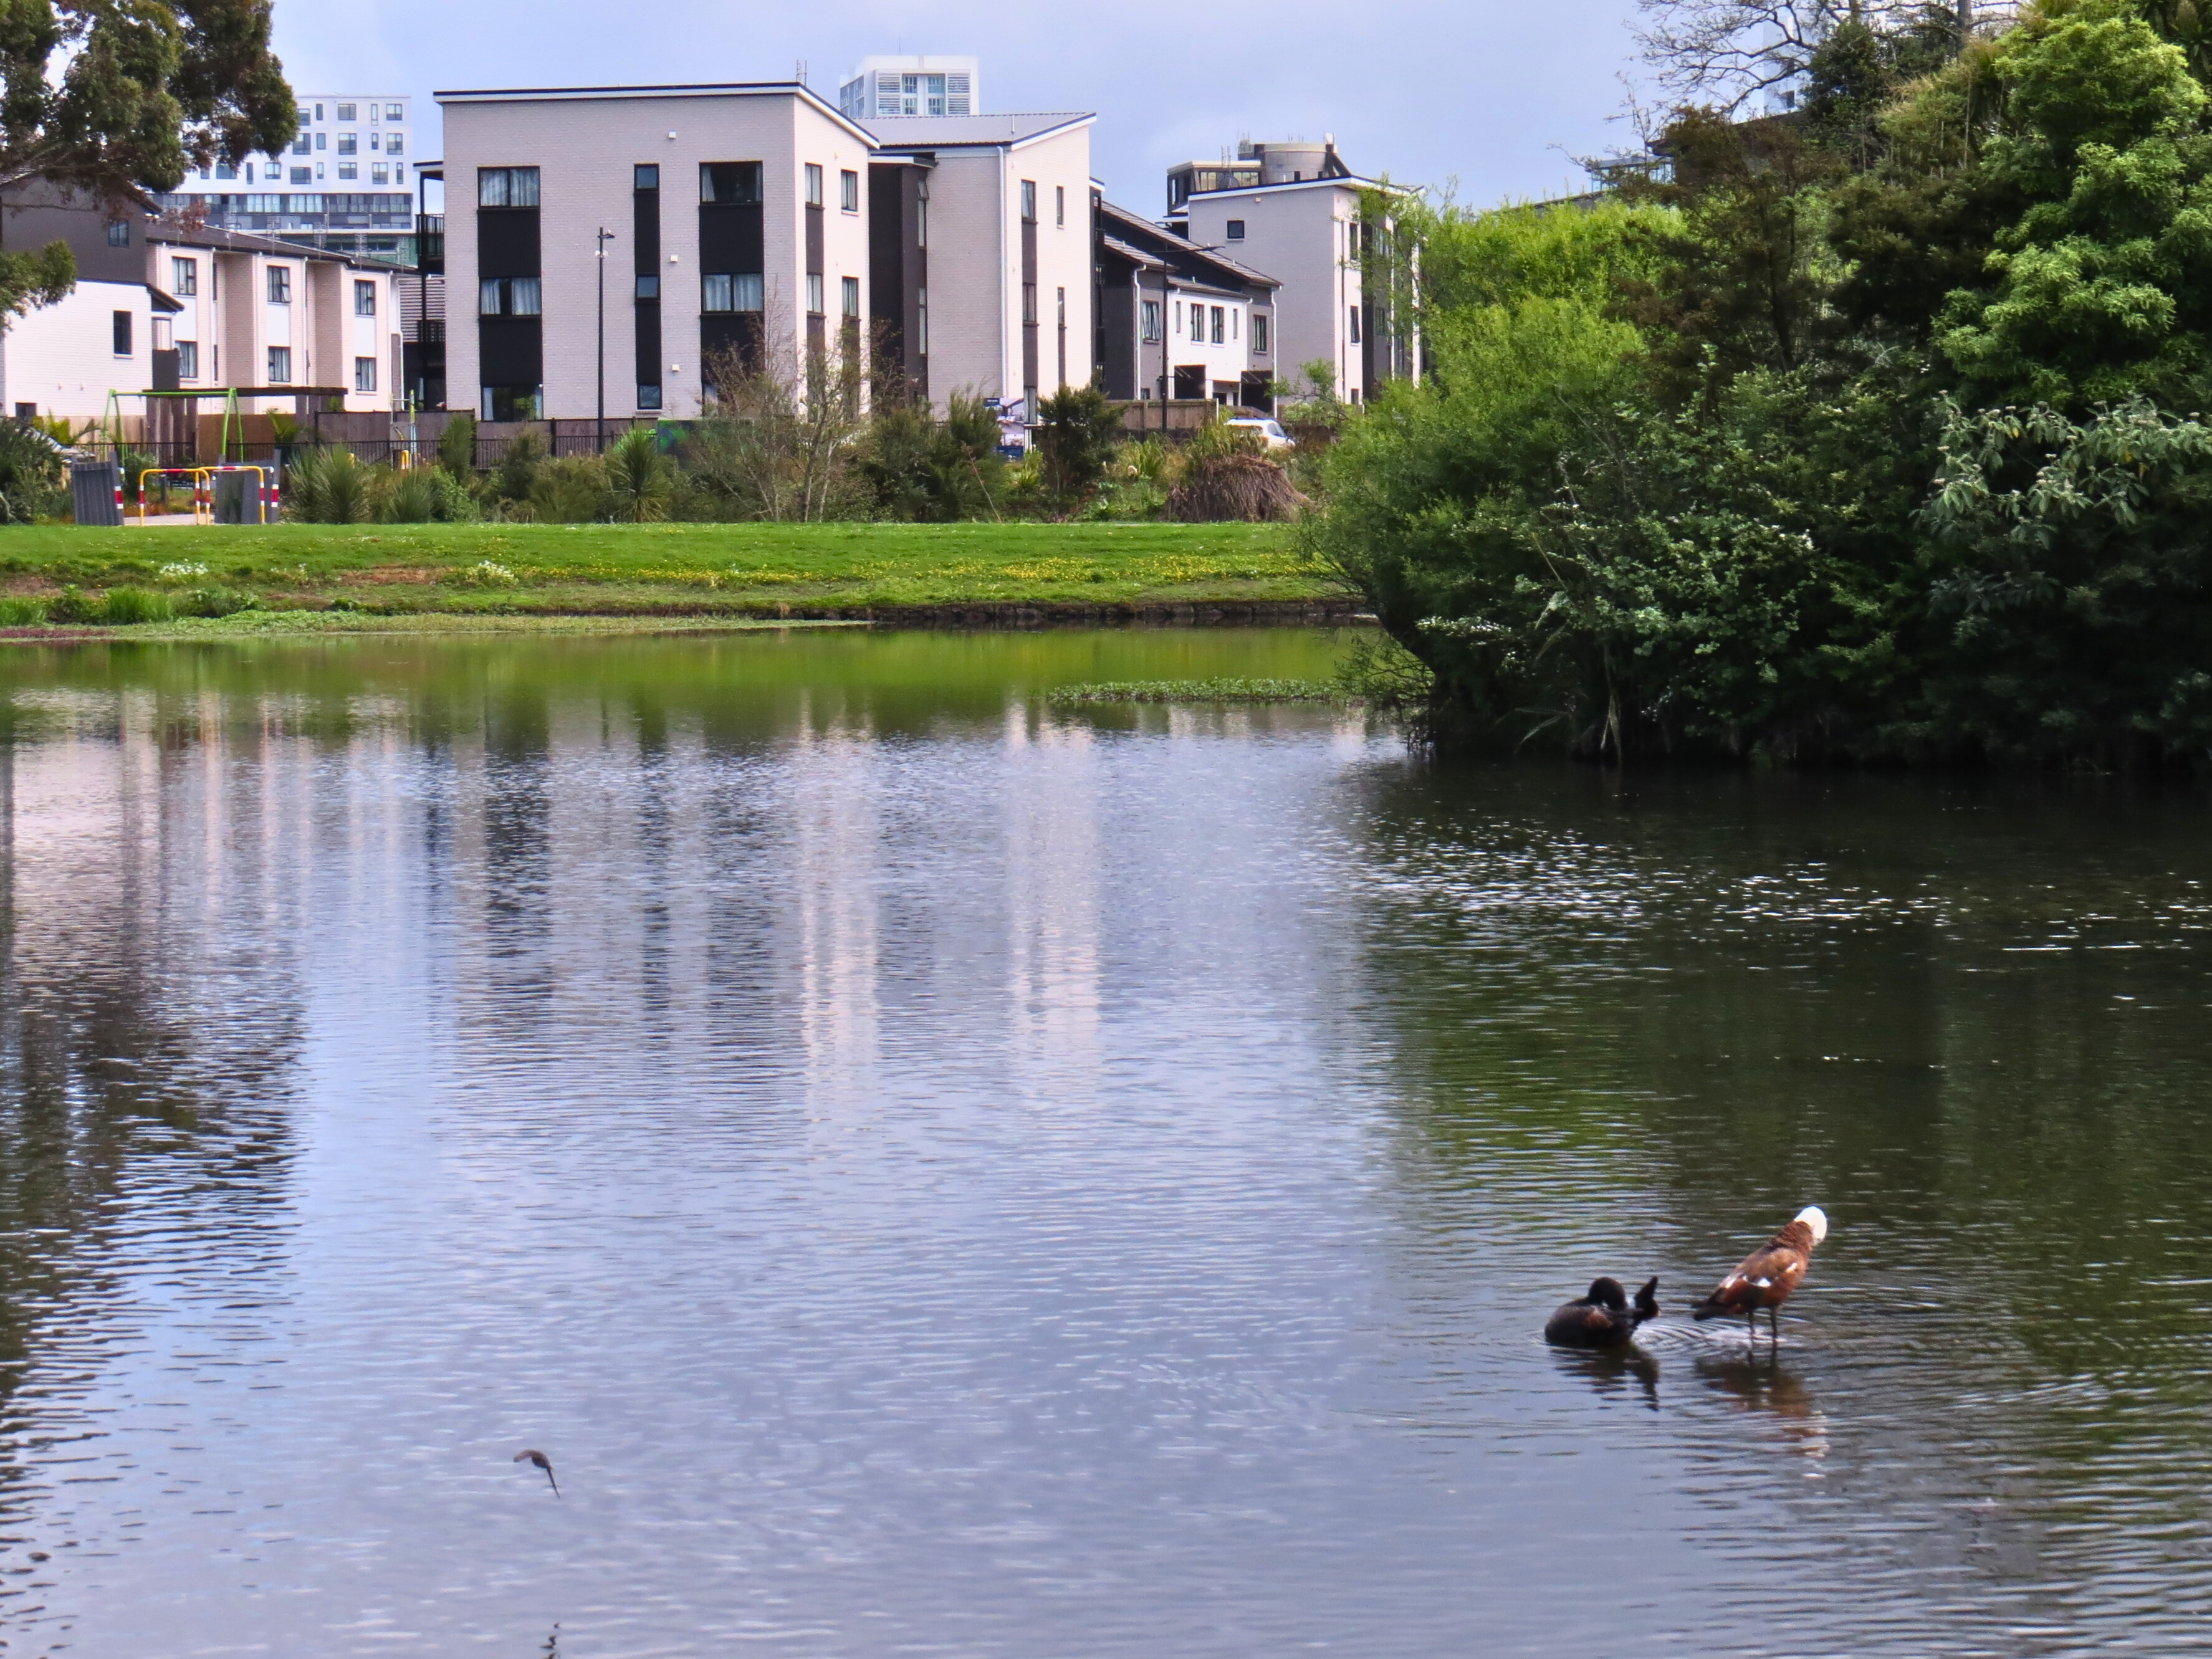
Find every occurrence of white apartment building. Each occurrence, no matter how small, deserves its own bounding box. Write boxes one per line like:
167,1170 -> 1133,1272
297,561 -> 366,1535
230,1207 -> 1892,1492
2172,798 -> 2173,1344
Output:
866,112 -> 1093,415
0,184 -> 399,421
437,82 -> 874,419
839,57 -> 977,121
1169,140 -> 1386,403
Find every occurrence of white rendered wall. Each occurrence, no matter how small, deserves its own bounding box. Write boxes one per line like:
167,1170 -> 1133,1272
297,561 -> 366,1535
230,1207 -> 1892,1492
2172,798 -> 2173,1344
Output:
1164,289 -> 1252,394
442,90 -> 873,418
3,281 -> 152,419
1184,183 -> 1362,401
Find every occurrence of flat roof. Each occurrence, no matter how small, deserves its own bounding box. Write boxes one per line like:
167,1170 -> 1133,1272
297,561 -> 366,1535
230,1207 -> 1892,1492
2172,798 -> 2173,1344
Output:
435,80 -> 874,146
1182,173 -> 1393,201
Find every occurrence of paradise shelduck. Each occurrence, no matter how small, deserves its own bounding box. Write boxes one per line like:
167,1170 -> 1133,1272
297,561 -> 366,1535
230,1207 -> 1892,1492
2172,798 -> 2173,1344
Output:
1692,1205 -> 1827,1339
1544,1275 -> 1660,1349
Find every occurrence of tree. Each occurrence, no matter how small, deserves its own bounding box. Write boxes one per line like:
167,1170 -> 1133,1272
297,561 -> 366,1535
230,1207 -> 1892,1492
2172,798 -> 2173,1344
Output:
0,1 -> 293,321
1032,385 -> 1121,508
1637,0 -> 1976,108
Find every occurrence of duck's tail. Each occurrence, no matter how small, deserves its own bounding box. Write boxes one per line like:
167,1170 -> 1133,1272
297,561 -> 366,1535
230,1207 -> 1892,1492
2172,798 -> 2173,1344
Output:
1630,1276 -> 1660,1327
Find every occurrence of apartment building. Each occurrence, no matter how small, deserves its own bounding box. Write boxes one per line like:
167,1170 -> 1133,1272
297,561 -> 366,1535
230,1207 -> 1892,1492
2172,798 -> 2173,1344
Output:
155,93 -> 421,267
1094,198 -> 1277,408
1167,139 -> 1389,402
866,112 -> 1093,415
840,57 -> 979,121
0,184 -> 400,419
437,82 -> 874,420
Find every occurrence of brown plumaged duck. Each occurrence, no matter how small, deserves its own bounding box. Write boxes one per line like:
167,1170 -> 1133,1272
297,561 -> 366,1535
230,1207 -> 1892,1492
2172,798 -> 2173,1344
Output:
1692,1206 -> 1827,1340
1544,1275 -> 1660,1349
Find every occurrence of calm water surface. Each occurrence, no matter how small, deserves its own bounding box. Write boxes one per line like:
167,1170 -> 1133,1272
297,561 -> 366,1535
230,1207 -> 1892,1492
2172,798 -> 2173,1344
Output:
0,625 -> 2208,1656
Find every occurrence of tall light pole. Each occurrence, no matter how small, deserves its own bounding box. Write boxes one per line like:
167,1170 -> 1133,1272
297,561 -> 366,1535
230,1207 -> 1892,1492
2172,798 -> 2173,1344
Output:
595,226 -> 613,445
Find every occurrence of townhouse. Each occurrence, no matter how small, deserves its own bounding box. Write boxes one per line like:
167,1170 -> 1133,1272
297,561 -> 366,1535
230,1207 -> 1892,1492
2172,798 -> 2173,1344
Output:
0,183 -> 400,422
1093,197 -> 1278,408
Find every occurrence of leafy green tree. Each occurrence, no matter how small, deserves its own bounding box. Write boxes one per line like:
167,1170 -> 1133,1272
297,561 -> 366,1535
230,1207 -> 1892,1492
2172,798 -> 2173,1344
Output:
0,1 -> 295,320
856,393 -> 1005,520
1032,385 -> 1122,508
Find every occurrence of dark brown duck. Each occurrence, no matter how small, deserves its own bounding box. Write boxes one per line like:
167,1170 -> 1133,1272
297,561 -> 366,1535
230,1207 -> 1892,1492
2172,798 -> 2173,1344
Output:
1544,1275 -> 1660,1349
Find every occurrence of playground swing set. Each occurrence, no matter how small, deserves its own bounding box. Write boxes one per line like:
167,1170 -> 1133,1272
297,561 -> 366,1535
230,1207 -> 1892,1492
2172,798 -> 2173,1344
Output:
100,388 -> 289,524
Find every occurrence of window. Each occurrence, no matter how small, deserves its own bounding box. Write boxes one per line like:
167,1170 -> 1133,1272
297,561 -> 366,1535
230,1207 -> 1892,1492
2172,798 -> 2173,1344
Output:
386,104 -> 403,122
1232,310 -> 1239,340
481,386 -> 542,422
1057,286 -> 1065,327
637,383 -> 663,410
840,169 -> 859,212
1023,282 -> 1037,325
353,356 -> 377,393
805,272 -> 824,315
267,345 -> 292,382
478,167 -> 540,208
291,167 -> 311,184
699,162 -> 761,204
112,311 -> 132,355
1226,219 -> 1245,240
479,276 -> 542,316
916,286 -> 928,355
338,163 -> 358,181
841,275 -> 859,317
1141,300 -> 1161,342
369,132 -> 381,151
216,161 -> 236,180
635,274 -> 660,301
1055,184 -> 1065,226
1020,179 -> 1037,222
335,103 -> 355,121
105,221 -> 128,246
700,272 -> 762,312
389,133 -> 406,158
1348,306 -> 1361,343
315,132 -> 326,150
634,164 -> 659,191
804,163 -> 823,207
354,279 -> 376,317
371,163 -> 388,186
1190,304 -> 1205,342
1211,305 -> 1224,345
267,267 -> 290,304
176,340 -> 199,379
292,135 -> 310,156
171,257 -> 197,296
337,134 -> 356,156
1252,314 -> 1269,353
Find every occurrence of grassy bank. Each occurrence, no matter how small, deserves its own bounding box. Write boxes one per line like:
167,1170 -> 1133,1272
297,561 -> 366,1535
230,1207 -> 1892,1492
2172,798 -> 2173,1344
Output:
0,522 -> 1335,623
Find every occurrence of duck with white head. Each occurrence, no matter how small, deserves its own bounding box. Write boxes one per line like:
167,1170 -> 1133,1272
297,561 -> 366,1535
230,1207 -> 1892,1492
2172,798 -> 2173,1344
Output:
1691,1206 -> 1828,1342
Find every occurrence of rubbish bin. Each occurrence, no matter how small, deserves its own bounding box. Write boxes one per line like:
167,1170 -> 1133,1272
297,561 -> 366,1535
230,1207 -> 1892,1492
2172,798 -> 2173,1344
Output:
69,461 -> 122,526
211,470 -> 264,525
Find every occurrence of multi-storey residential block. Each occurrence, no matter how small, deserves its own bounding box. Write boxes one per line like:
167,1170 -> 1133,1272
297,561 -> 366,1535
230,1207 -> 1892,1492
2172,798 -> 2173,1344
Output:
438,80 -> 874,421
154,93 -> 421,267
839,57 -> 978,122
1167,138 -> 1399,403
866,111 -> 1093,415
0,184 -> 400,421
1094,197 -> 1277,409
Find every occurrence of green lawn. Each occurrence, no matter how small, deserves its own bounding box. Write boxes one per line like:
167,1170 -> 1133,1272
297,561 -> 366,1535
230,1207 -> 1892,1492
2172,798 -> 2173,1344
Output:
0,521 -> 1335,614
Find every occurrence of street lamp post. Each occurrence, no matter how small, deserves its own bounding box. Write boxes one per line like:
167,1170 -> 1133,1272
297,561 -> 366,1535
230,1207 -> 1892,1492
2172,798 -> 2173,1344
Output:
595,226 -> 614,446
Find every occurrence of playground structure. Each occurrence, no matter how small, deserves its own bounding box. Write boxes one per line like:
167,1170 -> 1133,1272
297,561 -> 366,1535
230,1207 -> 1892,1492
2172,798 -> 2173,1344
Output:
132,465 -> 277,524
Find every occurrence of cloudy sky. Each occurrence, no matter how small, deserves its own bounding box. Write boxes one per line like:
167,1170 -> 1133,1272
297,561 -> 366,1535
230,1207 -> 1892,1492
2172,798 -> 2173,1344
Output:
272,0 -> 1651,213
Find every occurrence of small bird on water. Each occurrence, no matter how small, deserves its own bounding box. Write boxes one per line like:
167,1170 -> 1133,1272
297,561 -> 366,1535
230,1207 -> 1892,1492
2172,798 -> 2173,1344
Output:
1544,1276 -> 1660,1349
514,1448 -> 559,1496
1692,1205 -> 1827,1341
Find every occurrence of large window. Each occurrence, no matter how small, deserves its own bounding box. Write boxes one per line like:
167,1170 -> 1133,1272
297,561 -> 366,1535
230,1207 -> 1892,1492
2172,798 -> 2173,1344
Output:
354,280 -> 377,317
700,273 -> 762,313
112,311 -> 132,355
337,134 -> 357,156
699,162 -> 761,205
805,273 -> 824,316
1252,314 -> 1269,353
355,356 -> 378,393
1211,306 -> 1225,345
840,170 -> 859,212
1190,304 -> 1204,342
1020,179 -> 1037,222
481,386 -> 542,421
478,166 -> 540,207
386,133 -> 403,156
479,277 -> 542,316
176,340 -> 199,379
335,102 -> 356,122
267,267 -> 290,304
266,345 -> 291,382
804,164 -> 823,207
841,275 -> 859,318
1141,300 -> 1161,343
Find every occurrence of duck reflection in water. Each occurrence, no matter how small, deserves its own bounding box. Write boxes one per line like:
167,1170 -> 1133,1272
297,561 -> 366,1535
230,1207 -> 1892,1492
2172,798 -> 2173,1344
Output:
1554,1343 -> 1662,1411
1694,1350 -> 1827,1461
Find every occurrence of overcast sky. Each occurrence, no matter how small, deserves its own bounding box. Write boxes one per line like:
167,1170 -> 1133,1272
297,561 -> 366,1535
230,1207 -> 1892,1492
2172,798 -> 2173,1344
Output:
272,0 -> 1650,213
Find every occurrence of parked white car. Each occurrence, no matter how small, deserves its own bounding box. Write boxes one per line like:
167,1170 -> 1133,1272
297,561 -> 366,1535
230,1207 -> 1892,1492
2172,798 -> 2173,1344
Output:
1224,417 -> 1296,451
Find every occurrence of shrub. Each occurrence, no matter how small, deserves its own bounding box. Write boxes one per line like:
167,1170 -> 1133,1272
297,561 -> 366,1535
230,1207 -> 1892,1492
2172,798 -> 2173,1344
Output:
47,585 -> 96,623
380,466 -> 478,524
527,454 -> 608,523
437,412 -> 478,479
856,393 -> 1006,521
490,429 -> 547,505
100,587 -> 173,624
0,422 -> 65,522
0,597 -> 48,626
176,585 -> 257,618
285,445 -> 372,523
1032,384 -> 1121,508
603,426 -> 673,522
1169,453 -> 1306,522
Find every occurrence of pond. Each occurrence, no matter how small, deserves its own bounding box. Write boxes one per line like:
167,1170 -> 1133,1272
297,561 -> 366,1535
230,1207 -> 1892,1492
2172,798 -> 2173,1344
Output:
1,624 -> 2209,1655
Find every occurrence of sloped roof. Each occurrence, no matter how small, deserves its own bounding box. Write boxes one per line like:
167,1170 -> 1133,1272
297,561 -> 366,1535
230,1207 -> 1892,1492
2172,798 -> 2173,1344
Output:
866,112 -> 1092,148
1096,198 -> 1280,291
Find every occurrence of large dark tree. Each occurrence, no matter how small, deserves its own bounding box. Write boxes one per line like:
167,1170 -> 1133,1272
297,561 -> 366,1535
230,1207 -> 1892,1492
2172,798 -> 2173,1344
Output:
0,0 -> 294,315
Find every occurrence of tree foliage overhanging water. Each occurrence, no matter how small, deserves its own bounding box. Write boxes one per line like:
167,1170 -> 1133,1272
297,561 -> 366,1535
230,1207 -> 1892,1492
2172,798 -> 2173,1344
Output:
1314,0 -> 2212,767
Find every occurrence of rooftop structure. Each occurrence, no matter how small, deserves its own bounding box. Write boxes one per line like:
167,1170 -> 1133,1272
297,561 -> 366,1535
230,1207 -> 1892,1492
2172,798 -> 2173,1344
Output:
839,56 -> 978,122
